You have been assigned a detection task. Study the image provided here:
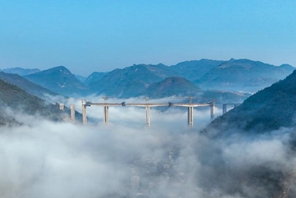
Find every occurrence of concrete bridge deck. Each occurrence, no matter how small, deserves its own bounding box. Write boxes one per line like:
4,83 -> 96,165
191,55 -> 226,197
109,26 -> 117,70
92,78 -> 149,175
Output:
58,101 -> 241,128
81,100 -> 215,128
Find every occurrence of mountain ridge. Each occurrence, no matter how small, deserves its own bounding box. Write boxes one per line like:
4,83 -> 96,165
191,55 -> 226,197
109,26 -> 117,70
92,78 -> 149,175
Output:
24,66 -> 90,97
1,67 -> 40,76
88,64 -> 180,98
195,59 -> 294,92
0,72 -> 60,99
5,58 -> 295,99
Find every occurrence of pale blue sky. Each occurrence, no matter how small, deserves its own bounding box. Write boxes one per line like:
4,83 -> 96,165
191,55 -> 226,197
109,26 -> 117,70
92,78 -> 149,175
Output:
0,0 -> 295,76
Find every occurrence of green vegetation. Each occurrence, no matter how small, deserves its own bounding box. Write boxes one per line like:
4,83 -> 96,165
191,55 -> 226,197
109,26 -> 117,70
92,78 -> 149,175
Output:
0,79 -> 65,125
206,70 -> 296,134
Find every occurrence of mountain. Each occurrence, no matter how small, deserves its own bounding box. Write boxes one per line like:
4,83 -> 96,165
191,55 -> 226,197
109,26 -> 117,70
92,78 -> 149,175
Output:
24,66 -> 90,97
0,72 -> 60,99
198,64 -> 296,198
0,79 -> 68,125
88,64 -> 179,98
84,72 -> 108,86
195,59 -> 294,93
139,76 -> 201,98
196,68 -> 296,198
170,59 -> 224,81
205,69 -> 296,134
87,59 -> 293,98
75,75 -> 87,83
1,67 -> 40,76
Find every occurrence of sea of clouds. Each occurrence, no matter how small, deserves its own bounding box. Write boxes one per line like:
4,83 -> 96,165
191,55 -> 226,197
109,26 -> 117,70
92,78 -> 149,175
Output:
0,96 -> 295,198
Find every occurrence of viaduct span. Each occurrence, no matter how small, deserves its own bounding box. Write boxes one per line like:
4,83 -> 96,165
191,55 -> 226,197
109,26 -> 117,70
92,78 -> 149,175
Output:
58,101 -> 241,127
81,100 -> 216,128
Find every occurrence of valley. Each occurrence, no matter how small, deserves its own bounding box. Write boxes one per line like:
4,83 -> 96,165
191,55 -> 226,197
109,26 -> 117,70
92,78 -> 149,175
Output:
1,58 -> 296,197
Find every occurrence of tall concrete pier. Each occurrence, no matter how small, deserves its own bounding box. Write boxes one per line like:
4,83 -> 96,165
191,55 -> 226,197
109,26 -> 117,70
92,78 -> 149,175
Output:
222,103 -> 241,114
187,106 -> 193,128
70,104 -> 75,121
103,106 -> 109,124
210,102 -> 215,120
222,104 -> 227,114
59,103 -> 64,111
82,100 -> 87,124
146,106 -> 150,127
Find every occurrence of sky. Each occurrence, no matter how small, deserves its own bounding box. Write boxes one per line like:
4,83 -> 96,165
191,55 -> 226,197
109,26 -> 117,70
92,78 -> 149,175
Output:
0,0 -> 296,76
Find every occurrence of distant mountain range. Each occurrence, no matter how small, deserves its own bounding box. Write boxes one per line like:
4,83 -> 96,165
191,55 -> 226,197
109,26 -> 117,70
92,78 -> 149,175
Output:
170,59 -> 224,81
1,67 -> 40,76
1,58 -> 294,100
196,59 -> 294,92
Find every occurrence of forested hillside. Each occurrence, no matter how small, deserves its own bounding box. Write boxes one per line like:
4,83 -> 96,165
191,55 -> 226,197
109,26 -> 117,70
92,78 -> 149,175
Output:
0,79 -> 66,125
205,69 -> 296,134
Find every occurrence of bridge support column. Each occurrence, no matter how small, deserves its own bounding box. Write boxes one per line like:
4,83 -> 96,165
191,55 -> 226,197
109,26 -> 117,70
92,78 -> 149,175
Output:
146,106 -> 150,127
210,102 -> 215,120
59,103 -> 64,111
222,104 -> 227,114
70,104 -> 75,121
104,106 -> 109,124
188,106 -> 193,128
82,103 -> 87,124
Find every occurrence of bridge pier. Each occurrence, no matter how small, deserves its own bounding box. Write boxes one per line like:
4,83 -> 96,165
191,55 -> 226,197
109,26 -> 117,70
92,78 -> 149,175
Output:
210,102 -> 215,120
222,104 -> 227,114
57,103 -> 64,111
104,106 -> 109,124
222,103 -> 241,114
146,106 -> 150,127
70,104 -> 75,121
188,106 -> 193,128
82,102 -> 87,124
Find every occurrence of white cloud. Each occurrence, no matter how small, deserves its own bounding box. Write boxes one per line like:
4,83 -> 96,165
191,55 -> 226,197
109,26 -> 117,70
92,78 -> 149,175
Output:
0,98 -> 295,197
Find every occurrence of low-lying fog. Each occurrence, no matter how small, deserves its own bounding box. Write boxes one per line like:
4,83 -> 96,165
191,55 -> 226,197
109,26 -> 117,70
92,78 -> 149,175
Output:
0,96 -> 294,198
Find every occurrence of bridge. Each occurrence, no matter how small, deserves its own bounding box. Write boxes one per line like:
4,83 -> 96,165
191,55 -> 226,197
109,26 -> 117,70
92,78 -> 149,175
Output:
57,101 -> 241,128
81,100 -> 215,128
